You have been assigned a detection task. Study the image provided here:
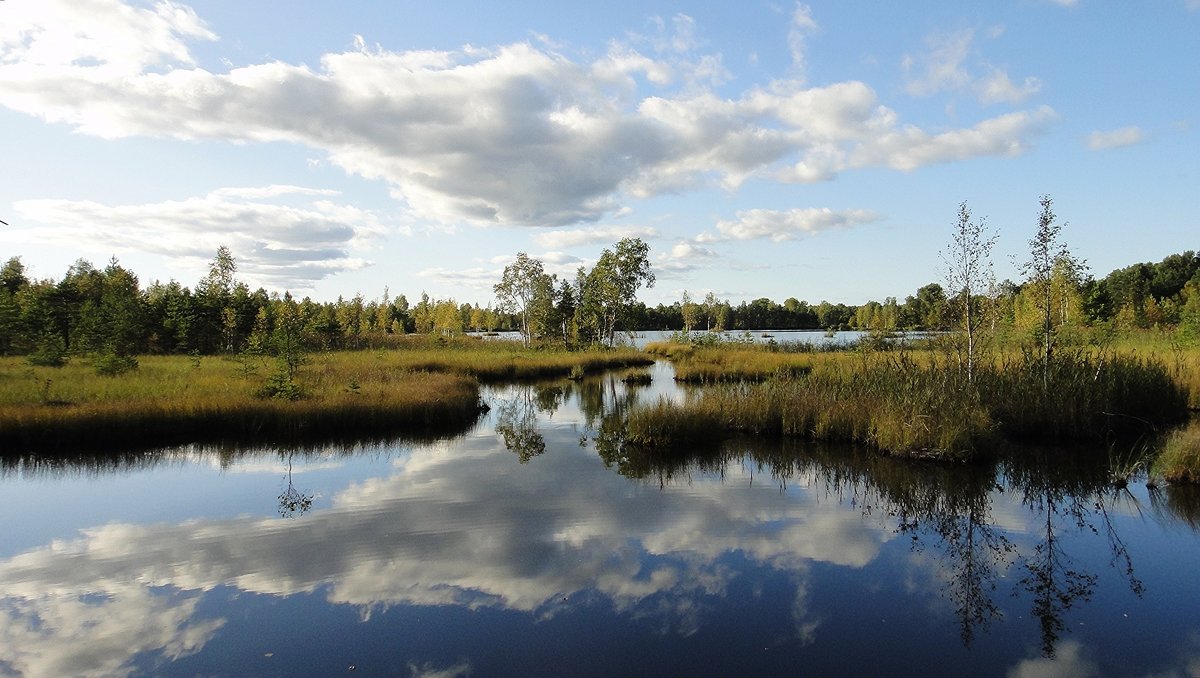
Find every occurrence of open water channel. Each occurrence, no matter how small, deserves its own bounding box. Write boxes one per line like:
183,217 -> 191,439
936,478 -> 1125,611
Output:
1,361 -> 1199,676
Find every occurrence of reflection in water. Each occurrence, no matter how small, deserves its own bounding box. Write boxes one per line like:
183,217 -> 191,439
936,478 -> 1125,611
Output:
591,399 -> 1173,660
493,385 -> 553,463
0,367 -> 1197,675
277,452 -> 314,518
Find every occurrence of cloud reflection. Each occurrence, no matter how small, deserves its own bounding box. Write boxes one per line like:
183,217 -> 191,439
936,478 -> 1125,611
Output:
0,425 -> 893,675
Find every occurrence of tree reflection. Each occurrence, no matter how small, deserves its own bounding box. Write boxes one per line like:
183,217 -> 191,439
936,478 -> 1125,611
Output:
590,427 -> 1161,657
278,451 -> 313,518
494,384 -> 562,463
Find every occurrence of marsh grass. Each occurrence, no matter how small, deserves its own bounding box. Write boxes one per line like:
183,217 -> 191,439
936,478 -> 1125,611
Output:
1155,420 -> 1200,484
644,341 -> 812,383
1099,329 -> 1200,409
626,398 -> 724,447
634,348 -> 1187,461
0,341 -> 650,452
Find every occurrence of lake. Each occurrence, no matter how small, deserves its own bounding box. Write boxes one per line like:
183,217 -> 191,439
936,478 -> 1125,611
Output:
1,362 -> 1198,677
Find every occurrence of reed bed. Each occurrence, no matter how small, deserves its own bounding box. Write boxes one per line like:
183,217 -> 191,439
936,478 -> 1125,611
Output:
629,349 -> 1187,462
1156,420 -> 1200,484
1101,330 -> 1200,409
644,341 -> 812,383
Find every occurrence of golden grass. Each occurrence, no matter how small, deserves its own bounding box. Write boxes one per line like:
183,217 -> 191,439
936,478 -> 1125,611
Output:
1100,329 -> 1200,409
644,341 -> 812,383
0,341 -> 651,451
629,347 -> 1187,461
1156,419 -> 1200,484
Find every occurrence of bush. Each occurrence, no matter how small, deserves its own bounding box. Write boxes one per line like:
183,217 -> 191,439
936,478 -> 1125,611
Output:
27,336 -> 68,367
94,352 -> 139,376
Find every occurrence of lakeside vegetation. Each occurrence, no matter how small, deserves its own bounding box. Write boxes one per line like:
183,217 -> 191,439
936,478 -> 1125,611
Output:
1,197 -> 1198,480
627,341 -> 1188,462
0,337 -> 649,451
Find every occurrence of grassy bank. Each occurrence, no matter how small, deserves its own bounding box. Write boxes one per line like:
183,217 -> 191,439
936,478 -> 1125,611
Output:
629,349 -> 1188,461
0,339 -> 651,452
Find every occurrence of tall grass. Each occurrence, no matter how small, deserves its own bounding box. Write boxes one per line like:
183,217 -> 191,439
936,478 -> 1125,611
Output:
1155,420 -> 1200,484
1097,329 -> 1200,409
644,341 -> 812,383
0,342 -> 651,452
631,349 -> 1187,461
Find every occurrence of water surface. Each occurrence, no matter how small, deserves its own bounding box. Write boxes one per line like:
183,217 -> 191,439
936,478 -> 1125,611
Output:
1,364 -> 1198,677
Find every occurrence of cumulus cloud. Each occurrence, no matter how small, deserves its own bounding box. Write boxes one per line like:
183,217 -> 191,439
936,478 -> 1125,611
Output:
656,241 -> 720,272
12,187 -> 390,288
904,29 -> 1041,105
1086,126 -> 1146,150
0,0 -> 215,75
699,207 -> 881,243
0,1 -> 1056,230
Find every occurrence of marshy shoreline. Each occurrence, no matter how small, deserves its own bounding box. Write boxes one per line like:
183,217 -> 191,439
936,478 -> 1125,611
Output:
3,332 -> 1199,484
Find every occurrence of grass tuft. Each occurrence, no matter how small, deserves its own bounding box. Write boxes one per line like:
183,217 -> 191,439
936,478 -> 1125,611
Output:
1157,420 -> 1200,484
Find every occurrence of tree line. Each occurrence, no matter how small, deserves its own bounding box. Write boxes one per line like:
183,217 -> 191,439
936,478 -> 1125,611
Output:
1,220 -> 1197,369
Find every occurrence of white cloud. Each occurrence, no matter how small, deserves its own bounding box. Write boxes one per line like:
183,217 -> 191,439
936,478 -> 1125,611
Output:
904,29 -> 1041,105
533,226 -> 662,249
656,241 -> 719,272
0,0 -> 215,75
12,188 -> 390,289
1086,126 -> 1146,150
849,106 -> 1057,171
788,4 -> 819,78
904,29 -> 974,98
978,68 -> 1042,105
415,267 -> 499,292
700,207 -> 881,243
1,2 -> 1054,230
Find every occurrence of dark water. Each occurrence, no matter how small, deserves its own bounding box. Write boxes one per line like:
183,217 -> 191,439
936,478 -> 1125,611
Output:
1,363 -> 1199,677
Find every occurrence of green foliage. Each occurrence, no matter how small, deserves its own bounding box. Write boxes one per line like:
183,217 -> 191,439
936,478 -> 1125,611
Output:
580,237 -> 655,345
27,333 -> 68,367
257,365 -> 304,401
93,352 -> 139,376
494,252 -> 554,346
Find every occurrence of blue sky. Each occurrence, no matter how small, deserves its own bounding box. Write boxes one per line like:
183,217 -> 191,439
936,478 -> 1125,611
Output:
1,0 -> 1196,307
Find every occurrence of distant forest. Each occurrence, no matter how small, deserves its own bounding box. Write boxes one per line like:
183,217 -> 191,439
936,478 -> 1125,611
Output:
1,246 -> 1199,363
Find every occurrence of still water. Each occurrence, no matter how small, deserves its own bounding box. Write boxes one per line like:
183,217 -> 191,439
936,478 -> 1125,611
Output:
1,363 -> 1199,677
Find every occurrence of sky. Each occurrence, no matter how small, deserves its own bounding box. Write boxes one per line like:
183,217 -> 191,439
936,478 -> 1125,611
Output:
0,0 -> 1197,308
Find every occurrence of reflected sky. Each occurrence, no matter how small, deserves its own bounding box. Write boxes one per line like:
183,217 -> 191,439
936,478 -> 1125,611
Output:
1,368 -> 1199,677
